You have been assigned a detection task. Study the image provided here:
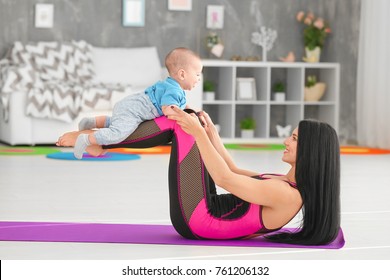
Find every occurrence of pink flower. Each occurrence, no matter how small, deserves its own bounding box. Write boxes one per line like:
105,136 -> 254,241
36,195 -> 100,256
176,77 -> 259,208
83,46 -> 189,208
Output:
304,17 -> 312,25
306,12 -> 315,20
296,11 -> 305,22
314,18 -> 324,29
297,10 -> 331,49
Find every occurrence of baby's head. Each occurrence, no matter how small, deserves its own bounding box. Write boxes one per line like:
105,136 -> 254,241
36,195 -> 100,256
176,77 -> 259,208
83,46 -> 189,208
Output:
165,47 -> 203,91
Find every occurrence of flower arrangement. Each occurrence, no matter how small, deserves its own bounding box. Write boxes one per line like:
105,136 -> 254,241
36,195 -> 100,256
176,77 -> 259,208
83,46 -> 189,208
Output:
296,11 -> 331,50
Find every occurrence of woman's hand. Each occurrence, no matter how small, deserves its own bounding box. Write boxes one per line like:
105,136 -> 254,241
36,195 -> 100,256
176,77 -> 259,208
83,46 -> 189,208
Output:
167,106 -> 204,137
197,111 -> 217,135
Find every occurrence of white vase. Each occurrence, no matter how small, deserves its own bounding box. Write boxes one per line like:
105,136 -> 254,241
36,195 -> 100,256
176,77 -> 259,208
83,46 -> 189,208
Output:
274,92 -> 286,102
304,46 -> 321,63
241,129 -> 255,138
262,46 -> 267,62
203,91 -> 215,101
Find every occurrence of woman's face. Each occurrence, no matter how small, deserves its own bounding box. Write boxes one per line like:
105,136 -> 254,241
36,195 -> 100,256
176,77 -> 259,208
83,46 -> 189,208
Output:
282,127 -> 298,165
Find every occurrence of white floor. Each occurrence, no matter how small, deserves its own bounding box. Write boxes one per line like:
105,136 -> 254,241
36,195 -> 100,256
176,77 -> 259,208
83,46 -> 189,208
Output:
0,145 -> 390,261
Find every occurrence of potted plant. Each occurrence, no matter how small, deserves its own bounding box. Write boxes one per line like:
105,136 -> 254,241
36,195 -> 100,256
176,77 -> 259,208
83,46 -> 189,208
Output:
273,81 -> 286,102
296,11 -> 331,62
203,80 -> 216,101
206,32 -> 224,58
240,117 -> 256,138
304,75 -> 326,101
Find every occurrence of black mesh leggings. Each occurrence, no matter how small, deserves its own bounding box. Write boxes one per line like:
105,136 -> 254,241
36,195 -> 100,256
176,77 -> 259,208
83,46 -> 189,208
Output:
103,116 -> 255,239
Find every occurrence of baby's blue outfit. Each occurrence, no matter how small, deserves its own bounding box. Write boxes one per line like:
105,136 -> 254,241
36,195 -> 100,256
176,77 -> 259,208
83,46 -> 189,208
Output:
94,77 -> 186,145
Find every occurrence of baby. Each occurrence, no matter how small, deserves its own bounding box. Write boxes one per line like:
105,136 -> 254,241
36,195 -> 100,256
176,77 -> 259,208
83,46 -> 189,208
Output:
69,47 -> 203,159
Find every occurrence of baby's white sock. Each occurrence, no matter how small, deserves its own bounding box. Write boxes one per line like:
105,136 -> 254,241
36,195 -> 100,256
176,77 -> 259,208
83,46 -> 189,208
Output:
74,134 -> 90,159
78,117 -> 96,130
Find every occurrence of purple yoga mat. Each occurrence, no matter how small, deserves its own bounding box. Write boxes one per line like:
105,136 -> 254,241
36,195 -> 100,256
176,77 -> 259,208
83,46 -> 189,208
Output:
0,221 -> 345,249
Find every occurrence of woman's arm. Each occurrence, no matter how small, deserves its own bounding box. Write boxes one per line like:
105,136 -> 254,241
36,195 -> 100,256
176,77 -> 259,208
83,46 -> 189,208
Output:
168,107 -> 292,207
199,111 -> 259,177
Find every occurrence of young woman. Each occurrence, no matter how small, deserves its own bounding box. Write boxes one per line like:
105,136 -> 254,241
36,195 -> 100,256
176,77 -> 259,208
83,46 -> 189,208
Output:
167,107 -> 341,245
57,107 -> 340,245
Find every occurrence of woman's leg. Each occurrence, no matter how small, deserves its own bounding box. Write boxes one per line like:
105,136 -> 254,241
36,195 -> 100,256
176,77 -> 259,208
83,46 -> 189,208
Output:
102,117 -> 204,239
105,116 -> 256,240
168,130 -> 253,240
102,116 -> 258,239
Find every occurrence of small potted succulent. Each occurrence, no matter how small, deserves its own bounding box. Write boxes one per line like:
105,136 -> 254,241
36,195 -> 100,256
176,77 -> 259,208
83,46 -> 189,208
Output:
206,32 -> 224,58
240,117 -> 256,138
273,81 -> 286,102
304,75 -> 326,101
203,80 -> 216,101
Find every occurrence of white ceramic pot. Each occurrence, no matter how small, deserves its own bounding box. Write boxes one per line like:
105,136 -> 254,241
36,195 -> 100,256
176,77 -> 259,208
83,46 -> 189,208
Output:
203,91 -> 215,101
274,92 -> 286,102
241,129 -> 255,138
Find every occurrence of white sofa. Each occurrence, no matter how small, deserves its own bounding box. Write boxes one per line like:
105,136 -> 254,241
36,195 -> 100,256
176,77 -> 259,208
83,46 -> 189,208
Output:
0,43 -> 202,145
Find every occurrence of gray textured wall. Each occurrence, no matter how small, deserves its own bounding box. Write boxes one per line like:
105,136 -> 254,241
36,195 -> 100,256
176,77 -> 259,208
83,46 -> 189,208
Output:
0,0 -> 360,143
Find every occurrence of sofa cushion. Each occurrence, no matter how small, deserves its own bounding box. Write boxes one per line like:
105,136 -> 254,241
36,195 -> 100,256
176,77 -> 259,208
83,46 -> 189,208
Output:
91,46 -> 162,89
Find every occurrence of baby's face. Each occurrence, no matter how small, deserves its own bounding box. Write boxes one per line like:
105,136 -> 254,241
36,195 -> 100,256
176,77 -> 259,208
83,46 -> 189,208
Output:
181,59 -> 203,91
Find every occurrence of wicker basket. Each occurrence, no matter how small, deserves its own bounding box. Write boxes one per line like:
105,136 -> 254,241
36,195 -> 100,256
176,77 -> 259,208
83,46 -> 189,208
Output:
304,83 -> 326,101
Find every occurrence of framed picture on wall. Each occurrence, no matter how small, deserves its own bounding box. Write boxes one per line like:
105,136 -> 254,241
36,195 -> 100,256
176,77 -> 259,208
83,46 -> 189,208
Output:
236,78 -> 257,100
206,5 -> 224,29
123,0 -> 145,27
168,0 -> 192,11
35,4 -> 54,28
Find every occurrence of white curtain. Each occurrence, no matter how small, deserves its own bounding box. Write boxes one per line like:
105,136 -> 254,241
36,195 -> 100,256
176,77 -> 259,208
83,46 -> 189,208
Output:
356,0 -> 390,149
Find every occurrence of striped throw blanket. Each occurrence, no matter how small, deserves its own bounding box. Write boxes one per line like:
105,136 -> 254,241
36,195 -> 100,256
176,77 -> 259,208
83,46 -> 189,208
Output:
0,41 -> 131,122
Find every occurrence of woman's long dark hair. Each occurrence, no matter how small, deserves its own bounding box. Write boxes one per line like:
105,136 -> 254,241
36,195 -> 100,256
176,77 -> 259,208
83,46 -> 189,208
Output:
266,119 -> 341,245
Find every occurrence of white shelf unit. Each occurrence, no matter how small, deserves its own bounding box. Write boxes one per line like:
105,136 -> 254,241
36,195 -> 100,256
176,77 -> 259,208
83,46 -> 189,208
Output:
201,60 -> 340,142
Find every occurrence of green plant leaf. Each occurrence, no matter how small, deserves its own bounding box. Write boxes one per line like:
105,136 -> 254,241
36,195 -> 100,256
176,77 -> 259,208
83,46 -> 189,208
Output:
240,117 -> 256,129
203,80 -> 215,91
